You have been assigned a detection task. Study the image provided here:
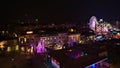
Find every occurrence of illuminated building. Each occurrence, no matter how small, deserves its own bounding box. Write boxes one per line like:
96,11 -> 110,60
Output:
17,31 -> 81,52
39,33 -> 68,50
80,27 -> 96,43
68,34 -> 80,46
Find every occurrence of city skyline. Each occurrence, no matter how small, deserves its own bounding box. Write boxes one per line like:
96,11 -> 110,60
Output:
1,0 -> 120,24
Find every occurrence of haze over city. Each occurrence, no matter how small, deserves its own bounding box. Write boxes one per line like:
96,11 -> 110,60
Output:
1,0 -> 120,24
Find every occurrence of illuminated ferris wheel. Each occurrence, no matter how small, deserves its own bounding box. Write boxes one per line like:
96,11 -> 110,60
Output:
89,16 -> 98,31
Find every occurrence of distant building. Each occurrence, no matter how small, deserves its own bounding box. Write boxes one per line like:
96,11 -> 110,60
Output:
116,21 -> 120,29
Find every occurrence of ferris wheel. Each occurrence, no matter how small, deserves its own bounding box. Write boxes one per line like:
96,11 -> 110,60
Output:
89,16 -> 98,31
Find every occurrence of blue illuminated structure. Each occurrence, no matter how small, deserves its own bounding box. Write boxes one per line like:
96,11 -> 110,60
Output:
90,64 -> 95,68
85,58 -> 110,68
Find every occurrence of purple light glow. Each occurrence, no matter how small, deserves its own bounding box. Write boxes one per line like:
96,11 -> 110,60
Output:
36,41 -> 45,53
89,16 -> 98,31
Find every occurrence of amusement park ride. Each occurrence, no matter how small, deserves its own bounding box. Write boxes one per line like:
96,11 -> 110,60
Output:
89,16 -> 112,35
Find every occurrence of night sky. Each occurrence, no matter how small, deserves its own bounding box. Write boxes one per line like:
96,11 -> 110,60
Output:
1,0 -> 120,24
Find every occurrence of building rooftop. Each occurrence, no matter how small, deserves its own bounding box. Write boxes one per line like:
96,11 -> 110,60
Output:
49,44 -> 106,68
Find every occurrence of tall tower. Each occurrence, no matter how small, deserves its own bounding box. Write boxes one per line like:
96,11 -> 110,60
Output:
116,21 -> 120,29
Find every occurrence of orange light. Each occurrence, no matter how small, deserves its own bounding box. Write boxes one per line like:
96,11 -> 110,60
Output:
26,31 -> 33,34
0,45 -> 4,48
0,41 -> 7,49
70,28 -> 74,32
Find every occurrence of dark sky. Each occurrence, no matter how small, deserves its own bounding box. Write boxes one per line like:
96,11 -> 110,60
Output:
1,0 -> 120,24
